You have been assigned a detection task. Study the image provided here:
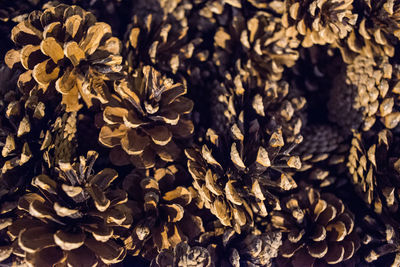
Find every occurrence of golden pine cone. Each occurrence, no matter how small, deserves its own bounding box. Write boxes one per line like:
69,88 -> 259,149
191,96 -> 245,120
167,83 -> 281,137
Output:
328,55 -> 400,133
348,129 -> 400,215
122,165 -> 204,260
7,151 -> 131,266
282,0 -> 357,47
337,0 -> 400,63
4,4 -> 125,112
213,10 -> 300,83
271,187 -> 360,266
99,65 -> 194,169
186,123 -> 301,233
150,242 -> 211,267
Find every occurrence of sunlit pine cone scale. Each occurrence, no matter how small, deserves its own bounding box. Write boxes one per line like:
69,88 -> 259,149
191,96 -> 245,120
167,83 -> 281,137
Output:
7,151 -> 131,266
271,187 -> 360,266
282,0 -> 357,47
99,65 -> 194,169
4,4 -> 125,112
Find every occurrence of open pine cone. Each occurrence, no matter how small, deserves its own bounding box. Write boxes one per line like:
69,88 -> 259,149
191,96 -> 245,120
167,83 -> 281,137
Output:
123,165 -> 204,260
213,9 -> 300,83
186,121 -> 301,233
337,0 -> 400,63
348,129 -> 400,216
4,4 -> 125,112
99,65 -> 194,169
282,0 -> 357,47
271,187 -> 360,266
7,151 -> 131,266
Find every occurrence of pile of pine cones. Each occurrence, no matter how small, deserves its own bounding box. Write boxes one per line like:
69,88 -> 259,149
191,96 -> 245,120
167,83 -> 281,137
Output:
1,0 -> 400,266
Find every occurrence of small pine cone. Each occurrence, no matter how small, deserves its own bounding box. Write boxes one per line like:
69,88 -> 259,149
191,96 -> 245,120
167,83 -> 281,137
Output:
282,0 -> 357,47
295,125 -> 348,188
197,225 -> 282,267
213,10 -> 299,83
122,165 -> 204,260
337,0 -> 400,63
271,187 -> 360,266
348,129 -> 400,215
328,55 -> 400,133
151,242 -> 211,267
7,151 -> 131,266
99,65 -> 194,169
186,123 -> 301,233
124,3 -> 198,75
4,4 -> 125,112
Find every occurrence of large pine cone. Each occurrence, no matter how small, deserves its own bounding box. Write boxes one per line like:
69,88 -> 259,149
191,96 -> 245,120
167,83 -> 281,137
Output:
186,122 -> 301,233
4,4 -> 125,112
282,0 -> 357,47
271,187 -> 360,266
337,0 -> 400,63
328,55 -> 400,133
348,129 -> 400,216
122,165 -> 204,260
99,65 -> 194,169
6,151 -> 131,266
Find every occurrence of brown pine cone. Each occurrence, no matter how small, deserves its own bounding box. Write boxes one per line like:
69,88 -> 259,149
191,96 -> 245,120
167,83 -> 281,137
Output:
271,187 -> 360,266
124,1 -> 198,75
122,165 -> 204,260
99,65 -> 194,169
328,55 -> 400,133
197,224 -> 282,267
151,242 -> 211,267
4,4 -> 125,112
6,151 -> 131,266
282,0 -> 357,47
347,129 -> 400,215
213,10 -> 300,83
294,125 -> 349,188
337,0 -> 400,63
186,122 -> 301,233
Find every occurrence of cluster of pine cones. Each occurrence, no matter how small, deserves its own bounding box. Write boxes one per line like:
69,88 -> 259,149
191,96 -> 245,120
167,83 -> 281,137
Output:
1,0 -> 400,266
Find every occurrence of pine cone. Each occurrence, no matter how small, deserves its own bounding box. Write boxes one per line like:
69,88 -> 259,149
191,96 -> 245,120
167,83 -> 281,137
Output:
328,55 -> 400,133
337,0 -> 400,63
151,242 -> 211,267
271,187 -> 360,266
197,224 -> 282,267
282,0 -> 357,47
124,2 -> 197,75
7,151 -> 131,266
213,10 -> 300,83
123,165 -> 204,260
348,129 -> 400,215
295,125 -> 348,188
186,123 -> 301,233
99,65 -> 194,169
4,4 -> 125,112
